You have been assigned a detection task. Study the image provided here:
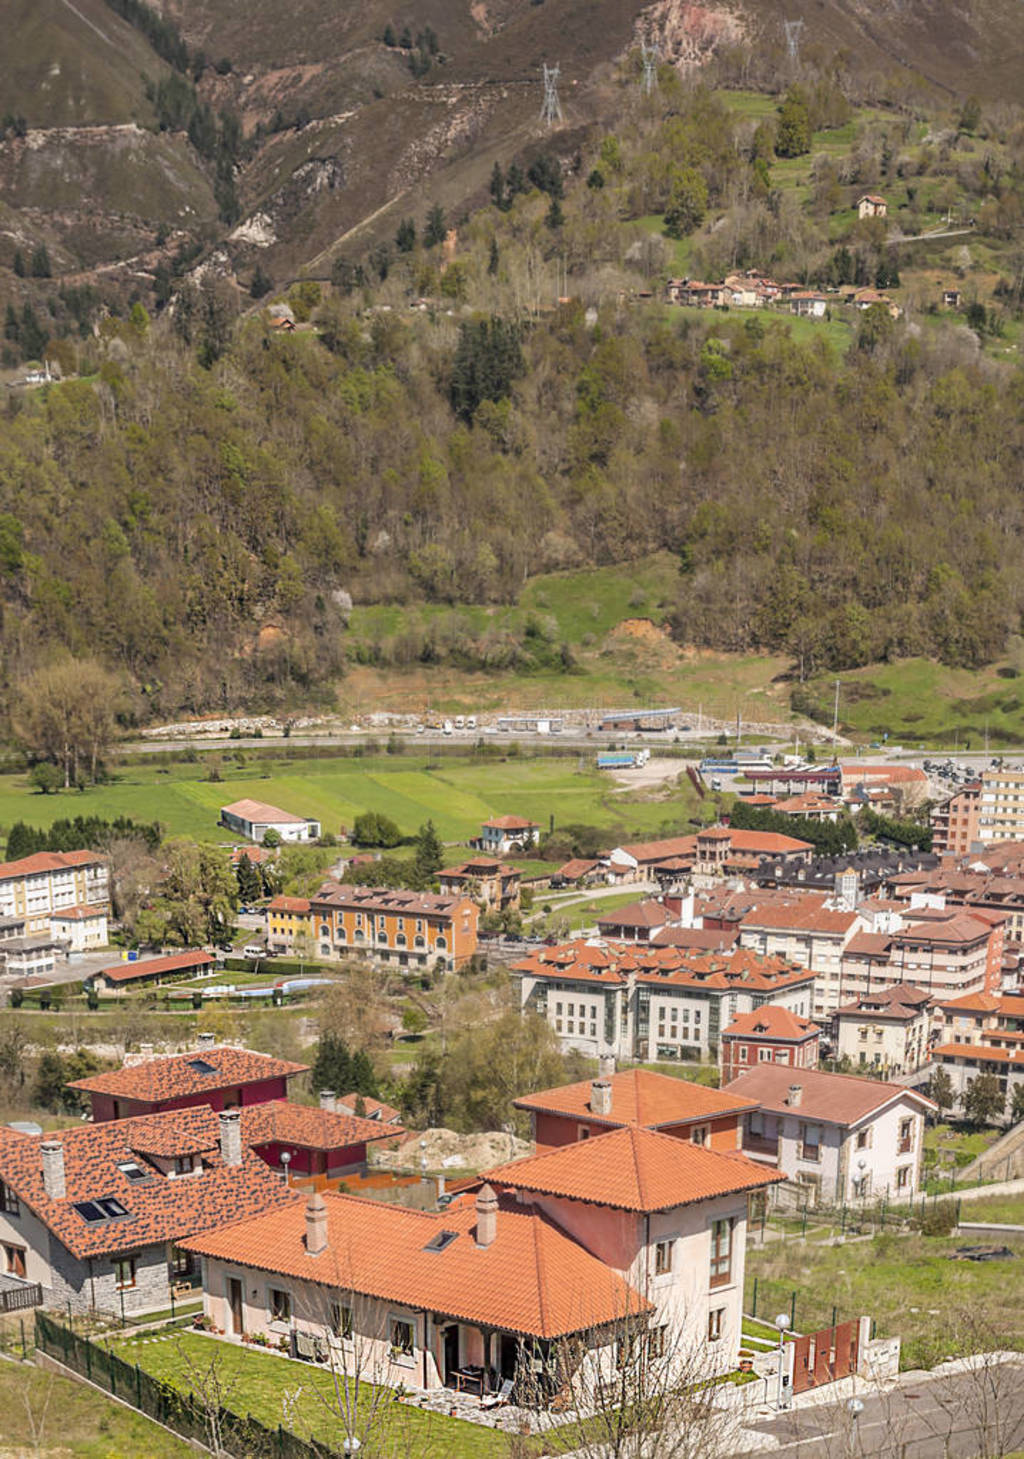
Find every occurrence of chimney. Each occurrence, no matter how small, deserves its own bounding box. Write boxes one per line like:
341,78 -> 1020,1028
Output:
305,1190 -> 328,1257
475,1183 -> 498,1249
787,1084 -> 803,1108
598,1053 -> 616,1080
591,1079 -> 612,1117
139,1042 -> 154,1061
219,1109 -> 243,1167
319,1090 -> 337,1112
41,1141 -> 66,1200
196,1032 -> 216,1051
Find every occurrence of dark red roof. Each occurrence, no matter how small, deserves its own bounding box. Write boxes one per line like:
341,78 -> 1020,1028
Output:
67,1046 -> 309,1103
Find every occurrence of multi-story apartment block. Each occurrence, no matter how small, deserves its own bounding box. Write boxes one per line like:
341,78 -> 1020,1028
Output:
930,782 -> 981,855
977,769 -> 1024,845
513,940 -> 815,1063
834,984 -> 933,1076
267,884 -> 478,971
0,850 -> 109,935
736,897 -> 864,1020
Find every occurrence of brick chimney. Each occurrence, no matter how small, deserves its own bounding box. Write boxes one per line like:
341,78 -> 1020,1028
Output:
219,1109 -> 243,1166
598,1053 -> 616,1080
319,1090 -> 337,1112
305,1190 -> 328,1257
41,1141 -> 66,1200
786,1084 -> 803,1108
475,1183 -> 498,1248
591,1079 -> 612,1117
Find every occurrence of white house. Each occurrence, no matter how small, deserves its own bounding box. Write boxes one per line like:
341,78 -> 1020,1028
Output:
50,905 -> 108,953
725,1065 -> 935,1205
474,816 -> 540,855
183,1124 -> 780,1399
220,799 -> 321,844
0,851 -> 109,935
834,984 -> 933,1076
857,194 -> 887,219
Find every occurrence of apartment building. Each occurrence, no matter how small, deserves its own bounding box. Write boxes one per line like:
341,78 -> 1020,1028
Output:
977,769 -> 1024,845
719,1006 -> 821,1084
737,897 -> 864,1019
0,850 -> 109,935
513,939 -> 815,1062
267,884 -> 479,971
930,782 -> 981,855
838,905 -> 1004,1005
834,985 -> 933,1076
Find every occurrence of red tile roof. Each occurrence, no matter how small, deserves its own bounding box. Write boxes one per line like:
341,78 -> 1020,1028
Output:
336,1093 -> 403,1125
0,1111 -> 293,1259
726,1065 -> 935,1124
67,1046 -> 309,1103
50,905 -> 106,921
0,849 -> 106,881
650,926 -> 739,951
441,858 -> 519,878
513,940 -> 814,993
483,816 -> 539,830
181,1189 -> 648,1339
241,1101 -> 399,1151
268,895 -> 312,914
721,1007 -> 820,1042
312,883 -> 472,916
557,859 -> 601,880
739,899 -> 858,936
894,912 -> 999,946
513,1066 -> 757,1129
933,1041 -> 1024,1066
936,991 -> 1008,1014
484,1125 -> 781,1212
596,901 -> 669,930
91,950 -> 214,985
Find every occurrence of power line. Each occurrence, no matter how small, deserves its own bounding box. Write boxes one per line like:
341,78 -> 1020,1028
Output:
783,18 -> 804,63
540,63 -> 563,127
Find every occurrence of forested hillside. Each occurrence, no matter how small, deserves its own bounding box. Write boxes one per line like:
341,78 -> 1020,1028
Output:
1,69 -> 1023,733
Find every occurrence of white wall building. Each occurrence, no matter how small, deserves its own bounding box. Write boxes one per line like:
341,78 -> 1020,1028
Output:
0,851 -> 109,935
220,799 -> 321,844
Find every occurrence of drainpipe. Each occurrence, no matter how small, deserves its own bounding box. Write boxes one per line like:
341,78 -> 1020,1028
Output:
420,1310 -> 430,1389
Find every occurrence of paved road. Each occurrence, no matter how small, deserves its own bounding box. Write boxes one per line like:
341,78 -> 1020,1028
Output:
730,1360 -> 1024,1458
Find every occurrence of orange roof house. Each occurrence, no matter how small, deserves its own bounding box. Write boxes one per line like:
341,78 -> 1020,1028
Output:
719,1006 -> 821,1083
68,1043 -> 309,1121
180,1118 -> 779,1395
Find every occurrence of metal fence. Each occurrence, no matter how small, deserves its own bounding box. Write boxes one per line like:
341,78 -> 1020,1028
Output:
34,1311 -> 343,1458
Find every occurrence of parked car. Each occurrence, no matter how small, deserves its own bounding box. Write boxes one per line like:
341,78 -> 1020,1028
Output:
243,942 -> 266,958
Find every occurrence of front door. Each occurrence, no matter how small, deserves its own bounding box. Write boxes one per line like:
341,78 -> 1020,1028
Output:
443,1324 -> 460,1384
228,1277 -> 243,1335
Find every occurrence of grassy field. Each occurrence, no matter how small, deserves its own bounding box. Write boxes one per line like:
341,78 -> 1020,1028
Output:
0,1354 -> 193,1457
807,657 -> 1024,745
746,1220 -> 1024,1369
111,1329 -> 506,1458
0,750 -> 703,846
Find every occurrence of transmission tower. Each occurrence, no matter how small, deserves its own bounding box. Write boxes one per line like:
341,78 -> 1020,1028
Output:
540,64 -> 563,127
783,18 -> 804,63
640,41 -> 659,96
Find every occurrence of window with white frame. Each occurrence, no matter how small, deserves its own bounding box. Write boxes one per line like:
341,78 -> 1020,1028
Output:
654,1239 -> 674,1275
708,1306 -> 725,1342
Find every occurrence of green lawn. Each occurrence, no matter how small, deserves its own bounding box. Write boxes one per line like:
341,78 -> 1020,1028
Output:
0,751 -> 702,847
746,1224 -> 1024,1369
0,1356 -> 193,1457
956,1192 -> 1024,1225
805,656 -> 1024,745
111,1329 -> 506,1458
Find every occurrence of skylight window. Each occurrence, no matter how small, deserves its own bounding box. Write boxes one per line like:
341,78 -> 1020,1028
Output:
187,1059 -> 219,1076
74,1197 -> 130,1224
118,1162 -> 151,1183
423,1229 -> 458,1253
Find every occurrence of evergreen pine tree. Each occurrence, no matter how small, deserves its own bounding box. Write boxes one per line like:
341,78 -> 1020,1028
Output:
395,217 -> 416,253
351,1048 -> 378,1096
489,162 -> 506,211
414,819 -> 444,883
311,1033 -> 353,1094
488,237 -> 500,276
12,250 -> 25,278
235,854 -> 262,903
424,203 -> 446,248
6,821 -> 44,860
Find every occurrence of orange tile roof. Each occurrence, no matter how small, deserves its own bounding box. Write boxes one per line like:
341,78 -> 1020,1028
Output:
68,1046 -> 309,1103
513,939 -> 814,993
739,898 -> 858,936
721,1007 -> 820,1042
726,1065 -> 935,1124
483,816 -> 539,830
0,849 -> 106,881
91,950 -> 214,984
933,1041 -> 1024,1066
50,904 -> 106,921
557,858 -> 602,879
336,1093 -> 403,1124
513,1067 -> 757,1128
241,1100 -> 400,1151
484,1125 -> 781,1212
181,1189 -> 648,1339
0,1110 -> 293,1260
596,901 -> 669,929
222,799 -> 308,825
268,895 -> 312,914
935,991 -> 1002,1014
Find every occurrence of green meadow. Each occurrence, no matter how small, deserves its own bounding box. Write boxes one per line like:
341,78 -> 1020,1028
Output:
0,753 -> 700,846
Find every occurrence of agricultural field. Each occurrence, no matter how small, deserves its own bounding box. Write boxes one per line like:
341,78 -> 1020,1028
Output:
0,749 -> 703,847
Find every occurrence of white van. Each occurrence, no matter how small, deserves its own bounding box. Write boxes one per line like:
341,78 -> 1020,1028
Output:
243,942 -> 266,959
442,720 -> 453,735
466,715 -> 477,731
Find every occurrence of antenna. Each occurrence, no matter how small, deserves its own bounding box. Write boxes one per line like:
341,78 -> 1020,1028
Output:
540,64 -> 563,127
783,18 -> 804,63
640,41 -> 658,95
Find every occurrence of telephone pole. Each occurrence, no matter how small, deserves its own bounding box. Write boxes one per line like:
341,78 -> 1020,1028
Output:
540,64 -> 563,128
640,41 -> 658,95
833,679 -> 841,742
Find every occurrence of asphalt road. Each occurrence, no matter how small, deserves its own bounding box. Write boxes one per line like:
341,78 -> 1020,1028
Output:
732,1360 -> 1024,1459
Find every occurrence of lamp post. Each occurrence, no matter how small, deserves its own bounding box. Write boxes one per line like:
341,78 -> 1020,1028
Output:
847,1395 -> 864,1455
281,1150 -> 291,1187
775,1312 -> 791,1410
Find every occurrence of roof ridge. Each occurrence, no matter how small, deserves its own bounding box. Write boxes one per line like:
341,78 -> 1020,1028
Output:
629,1124 -> 645,1205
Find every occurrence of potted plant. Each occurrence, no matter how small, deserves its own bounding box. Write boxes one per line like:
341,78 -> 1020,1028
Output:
738,1349 -> 755,1373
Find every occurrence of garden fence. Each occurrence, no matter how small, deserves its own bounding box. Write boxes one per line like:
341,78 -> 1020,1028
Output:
34,1311 -> 344,1459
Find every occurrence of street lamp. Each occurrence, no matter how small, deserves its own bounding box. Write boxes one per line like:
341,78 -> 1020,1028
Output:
774,1312 -> 790,1410
847,1395 -> 864,1455
281,1150 -> 291,1187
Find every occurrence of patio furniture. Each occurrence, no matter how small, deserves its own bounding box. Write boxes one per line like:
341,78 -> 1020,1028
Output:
480,1378 -> 514,1410
452,1366 -> 485,1396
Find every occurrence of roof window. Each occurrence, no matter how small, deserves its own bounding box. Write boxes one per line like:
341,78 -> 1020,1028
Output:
423,1229 -> 459,1253
117,1162 -> 151,1183
74,1197 -> 130,1224
187,1059 -> 220,1076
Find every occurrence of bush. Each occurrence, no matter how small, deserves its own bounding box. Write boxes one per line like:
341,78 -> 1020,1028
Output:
918,1198 -> 957,1237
